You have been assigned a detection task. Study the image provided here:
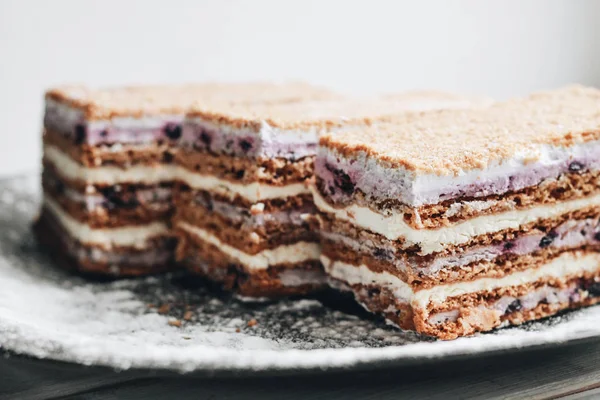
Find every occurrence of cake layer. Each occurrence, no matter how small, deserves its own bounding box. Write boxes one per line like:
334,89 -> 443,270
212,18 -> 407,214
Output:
324,251 -> 600,339
321,203 -> 600,256
176,187 -> 316,216
43,196 -> 169,249
183,253 -> 325,298
413,276 -> 600,339
175,150 -> 313,186
322,250 -> 600,308
35,209 -> 175,276
317,85 -> 600,207
316,168 -> 600,230
43,169 -> 172,228
340,274 -> 600,340
323,238 -> 600,289
314,183 -> 600,254
47,125 -> 316,187
176,221 -> 320,271
44,143 -> 309,202
44,129 -> 174,168
176,223 -> 325,297
174,190 -> 317,254
322,209 -> 600,286
44,143 -> 176,185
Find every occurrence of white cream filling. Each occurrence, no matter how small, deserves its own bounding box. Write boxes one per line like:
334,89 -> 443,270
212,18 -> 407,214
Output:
44,145 -> 177,185
177,222 -> 321,270
43,144 -> 309,202
412,142 -> 600,203
312,185 -> 600,254
175,167 -> 309,202
43,197 -> 169,249
321,140 -> 600,207
321,252 -> 600,308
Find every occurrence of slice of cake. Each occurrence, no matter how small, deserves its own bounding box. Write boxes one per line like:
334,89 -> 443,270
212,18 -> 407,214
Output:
35,83 -> 341,276
173,94 -> 490,298
314,85 -> 600,339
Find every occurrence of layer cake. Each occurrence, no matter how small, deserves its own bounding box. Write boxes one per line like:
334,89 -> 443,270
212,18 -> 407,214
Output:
35,83 -> 341,276
314,85 -> 600,339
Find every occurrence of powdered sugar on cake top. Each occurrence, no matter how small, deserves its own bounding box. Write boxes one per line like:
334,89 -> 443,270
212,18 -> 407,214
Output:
46,82 -> 343,120
181,93 -> 491,159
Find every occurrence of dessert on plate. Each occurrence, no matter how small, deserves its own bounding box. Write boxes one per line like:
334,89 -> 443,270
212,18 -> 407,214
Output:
35,83 -> 341,276
314,85 -> 600,339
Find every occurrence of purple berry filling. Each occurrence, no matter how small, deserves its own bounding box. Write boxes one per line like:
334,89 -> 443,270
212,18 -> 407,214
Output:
164,123 -> 182,140
324,163 -> 355,196
373,248 -> 394,262
99,187 -> 141,210
66,236 -> 176,266
180,119 -> 317,159
45,99 -> 319,158
429,281 -> 592,325
317,142 -> 600,207
46,173 -> 173,212
503,242 -> 515,250
539,231 -> 558,248
420,218 -> 600,275
569,161 -> 585,173
44,100 -> 187,146
505,299 -> 522,313
85,120 -> 184,146
324,217 -> 600,277
199,130 -> 212,146
193,193 -> 316,227
239,139 -> 254,153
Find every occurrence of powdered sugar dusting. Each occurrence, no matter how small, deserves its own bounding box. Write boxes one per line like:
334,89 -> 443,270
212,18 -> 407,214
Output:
0,175 -> 599,373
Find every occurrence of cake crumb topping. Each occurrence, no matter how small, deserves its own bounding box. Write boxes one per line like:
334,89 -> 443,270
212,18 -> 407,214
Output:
320,85 -> 600,175
186,92 -> 489,131
247,318 -> 258,327
45,82 -> 344,120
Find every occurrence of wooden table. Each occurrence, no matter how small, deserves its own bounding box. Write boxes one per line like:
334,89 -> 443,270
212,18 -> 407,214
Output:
2,338 -> 600,400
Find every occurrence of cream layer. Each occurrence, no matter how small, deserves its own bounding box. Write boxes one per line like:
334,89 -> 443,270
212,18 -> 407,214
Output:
312,184 -> 600,255
44,144 -> 309,202
321,251 -> 600,308
43,197 -> 169,249
177,221 -> 321,270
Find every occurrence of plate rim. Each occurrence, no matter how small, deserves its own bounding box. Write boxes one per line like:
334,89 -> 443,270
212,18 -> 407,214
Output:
2,305 -> 600,374
3,333 -> 600,378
